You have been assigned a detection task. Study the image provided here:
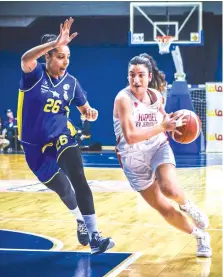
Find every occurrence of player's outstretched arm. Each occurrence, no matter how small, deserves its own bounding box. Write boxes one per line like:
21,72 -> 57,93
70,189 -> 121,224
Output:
21,17 -> 78,73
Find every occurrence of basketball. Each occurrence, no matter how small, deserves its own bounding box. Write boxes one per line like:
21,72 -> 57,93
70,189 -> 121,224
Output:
170,109 -> 202,144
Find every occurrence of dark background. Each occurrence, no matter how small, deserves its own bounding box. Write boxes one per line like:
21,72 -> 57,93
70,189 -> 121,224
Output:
0,1 -> 222,145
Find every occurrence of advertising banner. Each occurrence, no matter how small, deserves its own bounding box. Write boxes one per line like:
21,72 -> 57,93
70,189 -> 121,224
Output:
206,83 -> 223,152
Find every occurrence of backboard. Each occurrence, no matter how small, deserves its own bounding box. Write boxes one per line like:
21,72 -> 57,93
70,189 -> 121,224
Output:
129,2 -> 203,46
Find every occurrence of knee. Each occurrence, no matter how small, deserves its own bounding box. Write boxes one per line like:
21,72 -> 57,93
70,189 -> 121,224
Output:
159,181 -> 179,199
45,172 -> 73,199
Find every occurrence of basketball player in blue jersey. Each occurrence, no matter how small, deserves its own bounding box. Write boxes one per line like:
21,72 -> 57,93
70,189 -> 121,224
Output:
113,53 -> 211,257
17,17 -> 114,254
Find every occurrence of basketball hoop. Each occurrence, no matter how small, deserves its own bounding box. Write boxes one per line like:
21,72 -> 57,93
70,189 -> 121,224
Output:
155,36 -> 175,55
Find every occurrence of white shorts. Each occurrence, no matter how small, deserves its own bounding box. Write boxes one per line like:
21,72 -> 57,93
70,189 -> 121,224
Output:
120,141 -> 176,192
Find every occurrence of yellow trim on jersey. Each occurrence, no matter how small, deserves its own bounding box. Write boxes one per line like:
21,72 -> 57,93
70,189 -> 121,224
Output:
65,106 -> 76,136
57,144 -> 78,162
64,106 -> 70,118
43,170 -> 60,184
17,90 -> 25,140
42,142 -> 54,153
67,121 -> 76,137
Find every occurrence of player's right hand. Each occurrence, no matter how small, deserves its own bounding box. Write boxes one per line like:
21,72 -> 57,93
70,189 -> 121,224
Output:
55,17 -> 78,47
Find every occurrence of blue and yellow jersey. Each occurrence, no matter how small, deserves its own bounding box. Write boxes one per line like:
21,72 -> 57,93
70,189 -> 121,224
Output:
17,62 -> 87,145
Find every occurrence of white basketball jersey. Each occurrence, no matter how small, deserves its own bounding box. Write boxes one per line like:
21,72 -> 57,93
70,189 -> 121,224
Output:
113,86 -> 167,154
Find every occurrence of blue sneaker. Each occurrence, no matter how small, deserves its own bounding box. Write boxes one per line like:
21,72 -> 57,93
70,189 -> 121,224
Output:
77,219 -> 89,246
90,232 -> 115,255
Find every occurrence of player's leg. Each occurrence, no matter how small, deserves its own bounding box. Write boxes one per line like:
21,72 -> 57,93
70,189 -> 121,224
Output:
152,142 -> 209,229
121,149 -> 211,257
44,169 -> 89,246
140,180 -> 193,233
22,143 -> 88,246
139,180 -> 212,257
121,151 -> 195,233
57,136 -> 115,254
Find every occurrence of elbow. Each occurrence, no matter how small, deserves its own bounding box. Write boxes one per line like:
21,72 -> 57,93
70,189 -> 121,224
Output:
21,51 -> 32,64
21,54 -> 28,63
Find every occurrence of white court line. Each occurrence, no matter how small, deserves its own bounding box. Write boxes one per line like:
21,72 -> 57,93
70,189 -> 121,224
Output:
0,229 -> 63,251
0,248 -> 65,252
0,217 -> 222,232
105,252 -> 142,277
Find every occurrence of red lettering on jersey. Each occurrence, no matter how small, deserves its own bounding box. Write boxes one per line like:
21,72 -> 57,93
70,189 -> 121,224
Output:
138,113 -> 157,122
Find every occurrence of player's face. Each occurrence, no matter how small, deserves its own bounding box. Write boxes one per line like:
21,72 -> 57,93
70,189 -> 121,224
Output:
46,46 -> 70,78
128,64 -> 152,95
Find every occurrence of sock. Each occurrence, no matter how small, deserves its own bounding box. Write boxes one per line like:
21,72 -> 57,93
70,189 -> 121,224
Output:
191,227 -> 205,238
83,214 -> 98,240
179,200 -> 191,211
71,207 -> 84,222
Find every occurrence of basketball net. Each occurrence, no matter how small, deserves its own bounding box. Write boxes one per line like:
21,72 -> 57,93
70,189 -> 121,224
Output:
155,36 -> 174,55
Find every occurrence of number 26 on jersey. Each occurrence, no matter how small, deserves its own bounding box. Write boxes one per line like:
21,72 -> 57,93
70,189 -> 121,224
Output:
44,98 -> 62,113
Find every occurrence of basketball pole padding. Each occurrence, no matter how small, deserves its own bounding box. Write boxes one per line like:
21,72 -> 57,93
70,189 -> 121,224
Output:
165,81 -> 205,154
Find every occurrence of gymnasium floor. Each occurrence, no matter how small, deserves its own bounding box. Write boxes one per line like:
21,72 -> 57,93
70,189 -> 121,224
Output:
0,151 -> 222,277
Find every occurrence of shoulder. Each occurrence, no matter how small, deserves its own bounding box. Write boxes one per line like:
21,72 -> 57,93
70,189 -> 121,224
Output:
115,87 -> 132,107
23,62 -> 45,75
115,87 -> 131,101
20,62 -> 45,90
148,87 -> 160,94
66,73 -> 76,82
148,87 -> 163,99
63,73 -> 76,86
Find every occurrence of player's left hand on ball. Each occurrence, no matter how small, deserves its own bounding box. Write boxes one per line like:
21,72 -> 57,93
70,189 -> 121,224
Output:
175,117 -> 187,128
173,117 -> 187,136
85,108 -> 98,121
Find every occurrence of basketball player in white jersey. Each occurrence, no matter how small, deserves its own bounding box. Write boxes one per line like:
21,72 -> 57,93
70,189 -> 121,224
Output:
113,53 -> 211,257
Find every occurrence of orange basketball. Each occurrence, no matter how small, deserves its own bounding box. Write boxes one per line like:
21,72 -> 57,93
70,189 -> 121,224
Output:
170,109 -> 202,144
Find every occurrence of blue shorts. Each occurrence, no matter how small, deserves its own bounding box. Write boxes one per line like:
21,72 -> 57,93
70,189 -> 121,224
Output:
22,135 -> 78,183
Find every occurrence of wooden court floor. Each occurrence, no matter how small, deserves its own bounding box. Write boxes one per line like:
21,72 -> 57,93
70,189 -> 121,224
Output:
0,154 -> 222,277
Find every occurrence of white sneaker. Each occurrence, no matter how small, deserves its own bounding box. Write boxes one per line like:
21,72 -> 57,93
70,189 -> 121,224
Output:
180,201 -> 209,229
196,232 -> 212,258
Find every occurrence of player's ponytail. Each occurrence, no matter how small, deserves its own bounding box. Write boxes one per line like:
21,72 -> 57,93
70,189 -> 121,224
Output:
139,53 -> 166,92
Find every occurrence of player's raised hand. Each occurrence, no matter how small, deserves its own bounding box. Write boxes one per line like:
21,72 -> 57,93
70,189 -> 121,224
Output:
55,17 -> 78,47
